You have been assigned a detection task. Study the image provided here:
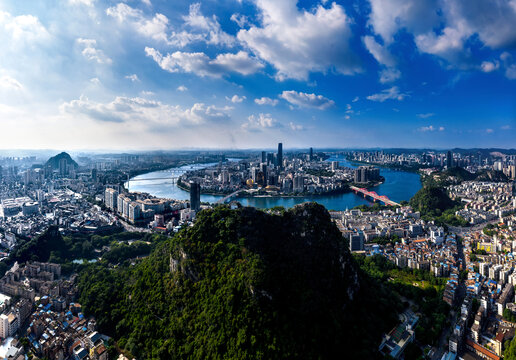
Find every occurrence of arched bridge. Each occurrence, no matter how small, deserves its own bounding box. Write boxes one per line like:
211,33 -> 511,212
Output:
350,186 -> 400,206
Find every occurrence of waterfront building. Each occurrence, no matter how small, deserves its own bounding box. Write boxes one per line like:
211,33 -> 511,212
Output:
293,176 -> 305,193
353,166 -> 380,183
190,180 -> 201,212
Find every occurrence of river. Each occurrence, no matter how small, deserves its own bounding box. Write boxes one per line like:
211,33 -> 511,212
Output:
125,155 -> 422,211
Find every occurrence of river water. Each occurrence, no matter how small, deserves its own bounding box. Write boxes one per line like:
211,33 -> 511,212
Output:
126,155 -> 422,211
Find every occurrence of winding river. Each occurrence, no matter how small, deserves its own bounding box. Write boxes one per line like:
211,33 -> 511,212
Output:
125,155 -> 422,211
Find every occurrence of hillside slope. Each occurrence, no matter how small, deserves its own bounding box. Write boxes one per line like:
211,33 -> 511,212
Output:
78,203 -> 399,359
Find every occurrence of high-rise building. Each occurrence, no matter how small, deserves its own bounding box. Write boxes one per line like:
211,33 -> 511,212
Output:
353,166 -> 380,183
446,151 -> 453,168
277,143 -> 283,169
309,147 -> 313,161
293,176 -> 305,193
259,163 -> 268,186
261,151 -> 266,163
104,188 -> 118,210
190,180 -> 201,212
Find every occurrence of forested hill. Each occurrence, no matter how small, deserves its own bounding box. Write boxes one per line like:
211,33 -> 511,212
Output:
78,203 -> 400,359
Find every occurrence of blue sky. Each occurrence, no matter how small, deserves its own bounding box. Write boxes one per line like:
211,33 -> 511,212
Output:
0,0 -> 515,150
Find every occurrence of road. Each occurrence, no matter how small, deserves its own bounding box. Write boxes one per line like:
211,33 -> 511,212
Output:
431,233 -> 467,360
447,218 -> 500,235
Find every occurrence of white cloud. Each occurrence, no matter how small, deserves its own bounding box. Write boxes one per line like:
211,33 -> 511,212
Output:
242,113 -> 279,131
142,0 -> 152,6
145,48 -> 264,77
60,95 -> 232,125
417,113 -> 435,119
414,25 -> 471,66
288,122 -> 305,131
0,75 -> 23,91
254,97 -> 278,106
140,90 -> 154,96
226,95 -> 246,103
107,3 -> 176,44
418,125 -> 444,132
237,1 -> 361,80
501,125 -> 511,130
352,96 -> 359,102
125,74 -> 140,82
107,3 -> 233,47
176,85 -> 188,92
0,11 -> 50,44
182,3 -> 234,46
366,86 -> 408,102
90,78 -> 101,86
76,38 -> 112,64
230,13 -> 249,28
379,68 -> 401,83
486,128 -> 494,133
280,90 -> 335,110
367,0 -> 439,44
481,61 -> 499,73
500,53 -> 516,80
368,0 -> 516,69
363,35 -> 396,67
68,0 -> 95,6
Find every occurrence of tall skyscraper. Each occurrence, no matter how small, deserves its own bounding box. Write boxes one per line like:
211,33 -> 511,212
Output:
190,180 -> 201,212
259,163 -> 268,186
446,151 -> 453,168
309,147 -> 313,161
277,143 -> 283,169
261,151 -> 266,163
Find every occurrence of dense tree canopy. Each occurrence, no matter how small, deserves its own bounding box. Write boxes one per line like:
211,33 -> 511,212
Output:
78,203 -> 401,359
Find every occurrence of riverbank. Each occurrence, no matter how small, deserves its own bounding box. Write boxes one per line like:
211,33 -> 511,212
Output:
178,180 -> 352,198
344,157 -> 425,174
127,156 -> 422,210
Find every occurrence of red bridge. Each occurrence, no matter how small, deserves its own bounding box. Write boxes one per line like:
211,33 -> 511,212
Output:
350,186 -> 401,206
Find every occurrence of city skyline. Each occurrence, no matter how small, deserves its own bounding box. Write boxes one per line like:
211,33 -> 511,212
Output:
0,0 -> 515,150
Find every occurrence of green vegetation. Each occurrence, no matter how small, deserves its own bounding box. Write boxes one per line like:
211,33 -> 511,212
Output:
355,255 -> 449,346
409,185 -> 467,226
77,203 -> 404,359
353,202 -> 398,212
409,186 -> 456,218
505,336 -> 516,360
371,235 -> 402,246
422,166 -> 509,187
0,226 -> 167,277
503,309 -> 516,323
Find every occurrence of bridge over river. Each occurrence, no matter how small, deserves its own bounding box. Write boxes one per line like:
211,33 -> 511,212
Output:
349,186 -> 401,206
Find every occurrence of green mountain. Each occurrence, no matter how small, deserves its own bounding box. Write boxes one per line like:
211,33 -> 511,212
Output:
12,225 -> 68,263
45,151 -> 78,170
443,166 -> 476,181
78,203 -> 399,359
409,185 -> 457,217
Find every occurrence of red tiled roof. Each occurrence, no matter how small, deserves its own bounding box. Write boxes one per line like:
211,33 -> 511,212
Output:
466,339 -> 500,360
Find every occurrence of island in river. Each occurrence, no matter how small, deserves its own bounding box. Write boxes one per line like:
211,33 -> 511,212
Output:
126,154 -> 422,211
